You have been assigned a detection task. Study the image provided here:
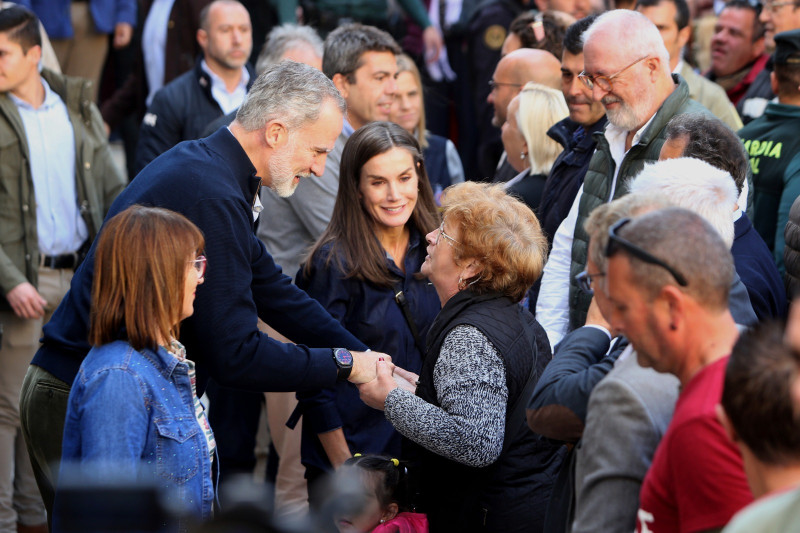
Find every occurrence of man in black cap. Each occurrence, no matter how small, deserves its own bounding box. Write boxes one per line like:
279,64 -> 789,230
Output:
738,28 -> 800,275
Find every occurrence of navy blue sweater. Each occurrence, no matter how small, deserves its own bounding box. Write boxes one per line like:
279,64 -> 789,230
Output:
34,128 -> 367,394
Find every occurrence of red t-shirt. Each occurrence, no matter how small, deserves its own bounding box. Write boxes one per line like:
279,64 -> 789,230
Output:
636,357 -> 753,533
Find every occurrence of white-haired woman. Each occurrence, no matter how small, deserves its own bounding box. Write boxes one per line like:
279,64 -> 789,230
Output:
501,82 -> 568,213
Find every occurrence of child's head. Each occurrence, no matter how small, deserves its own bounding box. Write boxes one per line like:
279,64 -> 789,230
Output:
335,454 -> 411,533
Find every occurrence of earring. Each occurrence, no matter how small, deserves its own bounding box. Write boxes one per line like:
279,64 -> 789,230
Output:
380,519 -> 386,524
520,151 -> 527,160
458,276 -> 465,290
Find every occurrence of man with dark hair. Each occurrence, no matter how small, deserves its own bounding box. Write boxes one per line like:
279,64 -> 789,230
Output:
738,29 -> 800,275
604,207 -> 752,532
538,15 -> 606,248
134,0 -> 255,172
0,6 -> 126,531
636,0 -> 742,129
707,0 -> 770,114
660,113 -> 787,320
21,61 -> 386,519
719,323 -> 800,532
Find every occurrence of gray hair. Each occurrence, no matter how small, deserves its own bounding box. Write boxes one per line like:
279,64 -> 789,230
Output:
582,9 -> 670,72
664,113 -> 748,194
613,207 -> 734,310
255,23 -> 323,75
322,22 -> 401,81
585,192 -> 670,272
629,157 -> 738,247
235,60 -> 346,131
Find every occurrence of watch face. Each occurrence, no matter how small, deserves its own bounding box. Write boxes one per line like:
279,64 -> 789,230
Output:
334,348 -> 353,366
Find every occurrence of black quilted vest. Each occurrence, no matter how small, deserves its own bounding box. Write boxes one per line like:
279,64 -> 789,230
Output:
412,290 -> 564,533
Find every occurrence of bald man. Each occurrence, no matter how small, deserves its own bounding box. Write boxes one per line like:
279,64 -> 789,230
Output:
487,48 -> 562,182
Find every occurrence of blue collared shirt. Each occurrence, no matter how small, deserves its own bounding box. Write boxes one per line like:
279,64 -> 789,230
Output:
201,60 -> 249,115
142,0 -> 177,105
10,79 -> 87,256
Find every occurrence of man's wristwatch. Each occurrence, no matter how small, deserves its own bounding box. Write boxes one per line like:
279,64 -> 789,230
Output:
332,348 -> 353,381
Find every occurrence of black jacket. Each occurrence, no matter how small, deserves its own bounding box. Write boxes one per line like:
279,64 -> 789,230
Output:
539,116 -> 607,246
134,59 -> 255,174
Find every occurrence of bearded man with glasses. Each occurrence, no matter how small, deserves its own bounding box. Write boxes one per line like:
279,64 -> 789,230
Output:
536,8 -> 712,348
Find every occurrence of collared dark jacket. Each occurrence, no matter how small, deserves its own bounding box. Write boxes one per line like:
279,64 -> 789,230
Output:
0,69 -> 126,310
100,0 -> 212,132
35,128 -> 367,394
295,229 -> 440,472
539,115 -> 607,245
134,59 -> 255,173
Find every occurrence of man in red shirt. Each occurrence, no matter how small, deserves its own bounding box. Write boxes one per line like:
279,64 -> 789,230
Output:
604,207 -> 753,532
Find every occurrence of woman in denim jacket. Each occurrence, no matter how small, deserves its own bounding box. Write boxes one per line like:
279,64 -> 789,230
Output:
295,122 -> 441,488
54,205 -> 213,530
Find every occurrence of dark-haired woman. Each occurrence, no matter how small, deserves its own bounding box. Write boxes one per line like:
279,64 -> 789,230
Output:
55,205 -> 214,529
295,121 -> 440,486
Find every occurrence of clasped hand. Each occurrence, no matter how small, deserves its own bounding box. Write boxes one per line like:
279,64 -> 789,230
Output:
357,358 -> 419,411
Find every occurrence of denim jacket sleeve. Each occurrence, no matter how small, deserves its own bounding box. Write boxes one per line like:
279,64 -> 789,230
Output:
65,366 -> 149,477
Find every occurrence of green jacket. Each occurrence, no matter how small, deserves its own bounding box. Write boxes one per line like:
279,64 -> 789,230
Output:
568,76 -> 709,329
0,69 -> 126,308
739,101 -> 800,275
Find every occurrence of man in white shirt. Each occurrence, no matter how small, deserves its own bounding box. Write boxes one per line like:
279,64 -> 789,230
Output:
134,0 -> 253,173
0,6 -> 125,530
536,9 -> 710,346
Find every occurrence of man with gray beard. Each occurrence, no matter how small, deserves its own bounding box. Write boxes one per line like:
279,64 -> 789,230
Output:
536,9 -> 712,346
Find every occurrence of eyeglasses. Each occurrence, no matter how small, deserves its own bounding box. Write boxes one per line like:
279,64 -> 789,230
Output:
764,0 -> 796,10
605,218 -> 688,286
488,79 -> 523,92
188,255 -> 207,281
578,56 -> 649,92
435,220 -> 461,247
575,270 -> 606,295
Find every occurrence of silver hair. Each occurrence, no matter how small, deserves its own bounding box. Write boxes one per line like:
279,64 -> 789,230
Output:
628,157 -> 738,247
255,23 -> 323,75
582,9 -> 670,72
235,60 -> 346,132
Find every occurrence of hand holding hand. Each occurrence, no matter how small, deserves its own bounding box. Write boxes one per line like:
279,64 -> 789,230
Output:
6,282 -> 46,319
358,358 -> 399,410
348,351 -> 391,384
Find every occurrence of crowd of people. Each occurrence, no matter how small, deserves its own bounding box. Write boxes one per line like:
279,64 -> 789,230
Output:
3,0 -> 800,531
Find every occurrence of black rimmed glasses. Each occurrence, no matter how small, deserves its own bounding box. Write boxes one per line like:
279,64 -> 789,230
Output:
189,255 -> 207,281
488,79 -> 523,92
575,270 -> 606,295
578,56 -> 649,92
435,220 -> 461,247
605,218 -> 688,287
